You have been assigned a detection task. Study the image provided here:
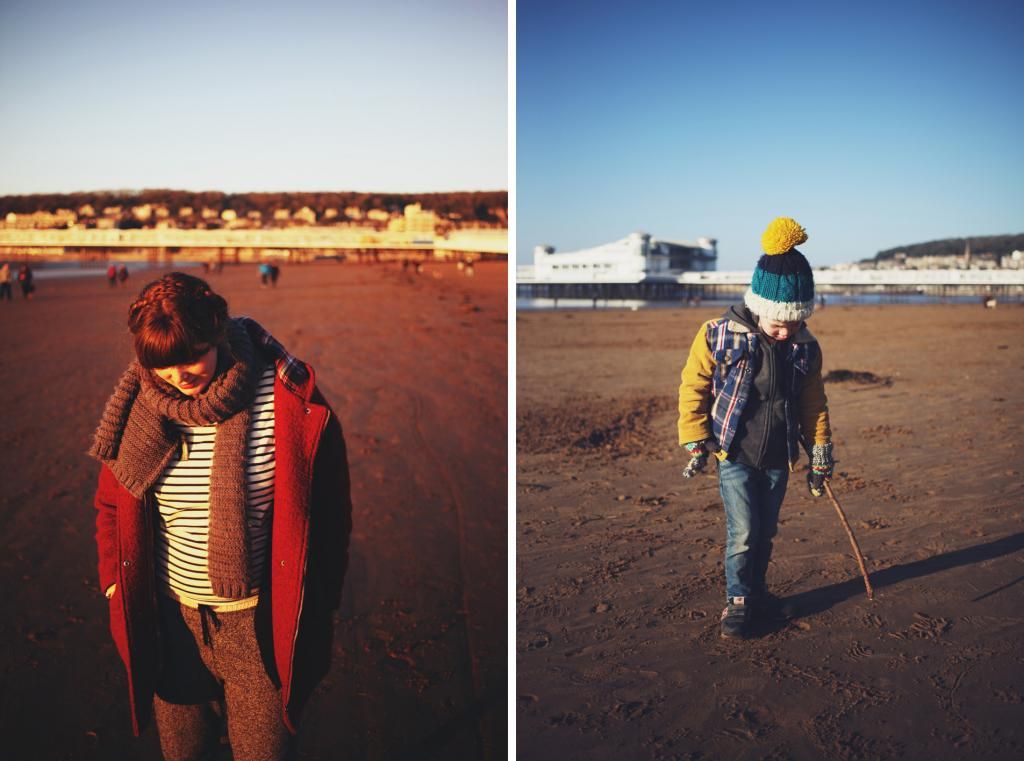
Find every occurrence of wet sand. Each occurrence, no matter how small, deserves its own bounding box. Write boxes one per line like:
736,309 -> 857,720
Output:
0,260 -> 507,759
517,304 -> 1024,760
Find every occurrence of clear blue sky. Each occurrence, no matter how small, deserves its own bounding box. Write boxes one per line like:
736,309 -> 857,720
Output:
518,0 -> 1024,267
0,0 -> 507,195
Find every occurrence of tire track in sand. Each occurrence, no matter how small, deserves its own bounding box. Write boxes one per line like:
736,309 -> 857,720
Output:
408,389 -> 487,759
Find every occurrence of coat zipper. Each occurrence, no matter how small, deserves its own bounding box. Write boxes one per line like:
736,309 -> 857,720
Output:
755,343 -> 774,467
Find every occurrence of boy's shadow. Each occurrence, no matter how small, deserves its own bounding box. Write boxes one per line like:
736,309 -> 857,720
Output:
752,531 -> 1024,636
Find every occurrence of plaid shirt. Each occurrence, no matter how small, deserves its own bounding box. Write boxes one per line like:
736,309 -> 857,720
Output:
237,316 -> 310,394
706,318 -> 817,464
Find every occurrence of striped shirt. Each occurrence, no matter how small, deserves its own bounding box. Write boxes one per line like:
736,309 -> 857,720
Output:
153,363 -> 276,607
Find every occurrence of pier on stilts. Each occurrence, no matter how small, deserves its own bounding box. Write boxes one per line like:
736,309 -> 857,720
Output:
516,269 -> 1024,306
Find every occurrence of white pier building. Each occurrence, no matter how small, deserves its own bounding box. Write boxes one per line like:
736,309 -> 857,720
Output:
528,232 -> 716,283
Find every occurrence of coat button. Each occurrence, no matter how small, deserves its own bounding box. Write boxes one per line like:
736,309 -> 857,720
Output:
280,560 -> 286,567
122,560 -> 131,567
304,408 -> 311,415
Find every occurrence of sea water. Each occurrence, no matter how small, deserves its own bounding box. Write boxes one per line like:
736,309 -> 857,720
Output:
20,260 -> 203,280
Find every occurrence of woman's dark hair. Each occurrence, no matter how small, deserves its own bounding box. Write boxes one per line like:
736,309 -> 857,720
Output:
128,272 -> 229,368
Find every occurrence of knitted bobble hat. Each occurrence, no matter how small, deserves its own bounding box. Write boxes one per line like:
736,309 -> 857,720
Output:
744,216 -> 815,322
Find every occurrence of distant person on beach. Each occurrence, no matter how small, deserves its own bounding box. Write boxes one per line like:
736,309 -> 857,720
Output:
270,262 -> 280,287
88,272 -> 352,759
259,261 -> 272,288
17,264 -> 34,300
107,264 -> 118,288
0,262 -> 12,301
118,264 -> 129,287
678,217 -> 833,639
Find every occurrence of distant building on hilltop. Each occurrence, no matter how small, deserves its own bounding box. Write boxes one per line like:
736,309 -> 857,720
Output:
293,206 -> 317,224
388,203 -> 439,235
2,209 -> 77,229
531,232 -> 717,283
1002,250 -> 1024,269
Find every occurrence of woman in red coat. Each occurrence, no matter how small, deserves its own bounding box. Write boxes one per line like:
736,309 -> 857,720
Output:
89,272 -> 352,760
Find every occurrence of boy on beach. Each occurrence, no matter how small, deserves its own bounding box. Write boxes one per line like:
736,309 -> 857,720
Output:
677,217 -> 834,639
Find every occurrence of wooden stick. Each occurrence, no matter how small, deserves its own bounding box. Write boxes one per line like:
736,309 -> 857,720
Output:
823,481 -> 875,600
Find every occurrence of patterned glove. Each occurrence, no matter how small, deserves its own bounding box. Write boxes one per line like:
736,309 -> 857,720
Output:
808,442 -> 834,497
682,440 -> 717,478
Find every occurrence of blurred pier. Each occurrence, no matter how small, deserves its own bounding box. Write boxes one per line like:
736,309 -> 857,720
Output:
0,227 -> 507,264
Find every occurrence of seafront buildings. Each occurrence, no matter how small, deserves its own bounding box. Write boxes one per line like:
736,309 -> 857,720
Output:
0,197 -> 508,262
528,231 -> 717,283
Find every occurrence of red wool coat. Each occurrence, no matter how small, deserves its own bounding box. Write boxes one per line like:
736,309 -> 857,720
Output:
93,363 -> 352,735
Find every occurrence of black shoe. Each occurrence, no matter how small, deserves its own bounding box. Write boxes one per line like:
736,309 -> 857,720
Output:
720,597 -> 750,639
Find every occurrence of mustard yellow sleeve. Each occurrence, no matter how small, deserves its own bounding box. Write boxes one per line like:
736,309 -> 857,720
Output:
678,321 -> 716,446
799,348 -> 831,446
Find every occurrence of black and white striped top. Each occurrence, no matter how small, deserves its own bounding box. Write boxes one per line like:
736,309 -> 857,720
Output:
153,363 -> 276,606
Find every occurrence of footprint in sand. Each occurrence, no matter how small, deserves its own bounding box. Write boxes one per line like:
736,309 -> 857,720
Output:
608,700 -> 653,721
862,613 -> 884,628
547,711 -> 583,727
518,694 -> 539,709
847,641 -> 875,660
910,611 -> 952,639
523,630 -> 552,651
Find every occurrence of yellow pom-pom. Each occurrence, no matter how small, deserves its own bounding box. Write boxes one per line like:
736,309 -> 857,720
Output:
761,217 -> 808,255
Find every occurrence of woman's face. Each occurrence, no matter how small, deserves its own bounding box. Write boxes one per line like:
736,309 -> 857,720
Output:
153,346 -> 218,397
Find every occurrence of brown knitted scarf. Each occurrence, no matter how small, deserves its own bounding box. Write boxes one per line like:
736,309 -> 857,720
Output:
89,318 -> 265,598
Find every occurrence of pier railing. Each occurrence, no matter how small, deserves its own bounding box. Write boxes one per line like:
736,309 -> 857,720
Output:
517,267 -> 1024,302
678,269 -> 1024,287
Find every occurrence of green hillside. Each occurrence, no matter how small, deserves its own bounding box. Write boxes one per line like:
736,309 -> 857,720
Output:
866,234 -> 1024,263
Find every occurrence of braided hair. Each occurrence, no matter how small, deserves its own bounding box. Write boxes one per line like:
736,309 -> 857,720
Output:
128,272 -> 229,368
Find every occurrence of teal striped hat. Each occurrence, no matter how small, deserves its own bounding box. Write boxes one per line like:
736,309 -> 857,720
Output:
744,217 -> 815,322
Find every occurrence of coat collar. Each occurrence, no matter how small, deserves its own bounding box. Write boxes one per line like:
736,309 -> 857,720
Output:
237,316 -> 313,400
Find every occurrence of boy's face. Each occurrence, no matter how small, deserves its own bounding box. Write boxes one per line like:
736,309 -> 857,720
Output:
758,318 -> 803,341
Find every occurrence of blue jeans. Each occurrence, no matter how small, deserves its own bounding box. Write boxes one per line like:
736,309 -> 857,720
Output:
718,458 -> 789,601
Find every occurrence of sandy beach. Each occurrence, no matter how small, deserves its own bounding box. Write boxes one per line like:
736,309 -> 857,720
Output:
0,260 -> 507,759
517,303 -> 1024,760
